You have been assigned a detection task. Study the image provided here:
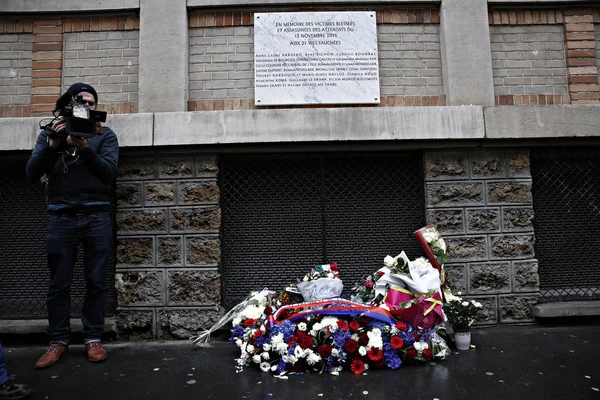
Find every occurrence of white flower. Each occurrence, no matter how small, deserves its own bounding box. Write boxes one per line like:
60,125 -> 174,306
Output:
282,354 -> 297,364
244,305 -> 264,320
331,349 -> 339,357
330,371 -> 339,376
457,291 -> 462,296
297,322 -> 307,332
358,346 -> 367,356
232,317 -> 241,326
261,352 -> 270,360
235,339 -> 243,347
276,342 -> 288,355
262,343 -> 271,352
462,301 -> 469,307
432,238 -> 446,252
367,329 -> 383,349
414,341 -> 428,352
260,362 -> 271,372
294,345 -> 305,359
422,230 -> 438,243
252,355 -> 261,364
321,317 -> 339,331
306,351 -> 321,366
246,344 -> 255,353
312,322 -> 323,332
412,257 -> 428,268
384,255 -> 396,267
270,333 -> 284,346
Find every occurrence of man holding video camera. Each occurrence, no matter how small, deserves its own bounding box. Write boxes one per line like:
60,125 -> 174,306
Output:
26,83 -> 119,369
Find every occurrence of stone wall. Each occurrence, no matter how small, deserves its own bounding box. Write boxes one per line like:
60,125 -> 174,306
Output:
0,33 -> 32,105
114,153 -> 223,339
425,149 -> 539,324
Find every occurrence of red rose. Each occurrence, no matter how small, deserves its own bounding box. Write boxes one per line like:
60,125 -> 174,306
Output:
423,348 -> 432,361
244,319 -> 257,327
367,347 -> 383,361
300,335 -> 314,349
404,348 -> 417,361
264,306 -> 273,315
343,339 -> 359,354
349,321 -> 361,333
330,263 -> 338,272
358,333 -> 369,346
350,359 -> 365,375
317,345 -> 332,358
390,336 -> 404,349
395,321 -> 407,331
337,320 -> 349,331
364,280 -> 374,289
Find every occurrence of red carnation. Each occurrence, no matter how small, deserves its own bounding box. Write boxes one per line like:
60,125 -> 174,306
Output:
295,330 -> 306,339
244,319 -> 257,327
264,306 -> 273,315
317,345 -> 332,358
423,348 -> 432,361
395,321 -> 407,331
343,339 -> 359,354
390,336 -> 404,349
367,347 -> 383,362
358,334 -> 369,346
364,280 -> 374,289
404,348 -> 417,361
337,320 -> 349,331
349,321 -> 361,333
330,263 -> 339,272
300,335 -> 314,349
350,359 -> 365,375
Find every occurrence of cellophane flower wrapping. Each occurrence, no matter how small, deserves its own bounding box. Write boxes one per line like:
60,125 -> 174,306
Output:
297,278 -> 344,302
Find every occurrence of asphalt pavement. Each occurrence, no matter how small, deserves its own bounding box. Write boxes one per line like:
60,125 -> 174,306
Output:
1,320 -> 599,400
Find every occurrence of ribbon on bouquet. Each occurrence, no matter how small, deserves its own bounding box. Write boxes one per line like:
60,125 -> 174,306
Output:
269,298 -> 397,327
384,287 -> 444,329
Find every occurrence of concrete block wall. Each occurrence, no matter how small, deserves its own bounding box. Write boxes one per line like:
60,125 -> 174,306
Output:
0,34 -> 32,106
114,153 -> 223,339
424,149 -> 539,324
63,31 -> 139,103
490,25 -> 568,96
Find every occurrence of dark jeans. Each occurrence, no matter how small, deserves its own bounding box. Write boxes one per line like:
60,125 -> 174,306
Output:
46,211 -> 111,344
0,343 -> 8,385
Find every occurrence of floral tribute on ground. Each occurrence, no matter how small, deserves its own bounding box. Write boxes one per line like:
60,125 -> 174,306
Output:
193,225 -> 471,376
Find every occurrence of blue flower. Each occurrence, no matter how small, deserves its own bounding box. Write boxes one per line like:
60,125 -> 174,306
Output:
386,353 -> 402,369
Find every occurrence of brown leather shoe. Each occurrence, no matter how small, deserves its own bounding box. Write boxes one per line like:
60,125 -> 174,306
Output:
35,343 -> 68,369
85,342 -> 107,362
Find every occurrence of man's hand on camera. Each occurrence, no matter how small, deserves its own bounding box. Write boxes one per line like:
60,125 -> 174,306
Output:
48,119 -> 66,149
66,135 -> 91,150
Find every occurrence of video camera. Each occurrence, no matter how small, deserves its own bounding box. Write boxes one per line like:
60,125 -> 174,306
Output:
47,91 -> 107,140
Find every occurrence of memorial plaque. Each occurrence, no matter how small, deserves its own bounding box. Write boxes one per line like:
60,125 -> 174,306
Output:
254,12 -> 380,106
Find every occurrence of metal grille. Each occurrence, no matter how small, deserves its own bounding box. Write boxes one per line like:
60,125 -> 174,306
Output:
0,157 -> 117,319
530,147 -> 600,301
221,152 -> 425,307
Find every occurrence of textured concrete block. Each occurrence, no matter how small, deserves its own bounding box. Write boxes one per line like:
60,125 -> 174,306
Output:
158,158 -> 194,179
116,209 -> 167,234
503,207 -> 534,232
118,158 -> 156,181
158,236 -> 183,266
424,152 -> 468,180
467,209 -> 500,233
145,182 -> 177,206
170,206 -> 220,232
444,264 -> 466,294
116,237 -> 154,267
491,234 -> 535,259
470,151 -> 506,179
426,209 -> 465,235
469,262 -> 511,294
186,236 -> 220,266
179,181 -> 219,204
167,270 -> 221,305
158,308 -> 224,339
488,181 -> 532,204
446,236 -> 487,262
426,183 -> 484,207
513,260 -> 540,293
507,151 -> 531,178
115,270 -> 164,306
499,294 -> 539,323
116,310 -> 155,340
116,182 -> 142,207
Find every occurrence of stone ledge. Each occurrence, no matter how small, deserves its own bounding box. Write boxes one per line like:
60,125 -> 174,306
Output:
533,301 -> 600,318
0,0 -> 139,13
0,318 -> 116,334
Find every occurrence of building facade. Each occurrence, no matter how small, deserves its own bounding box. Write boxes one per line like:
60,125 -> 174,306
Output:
0,0 -> 599,339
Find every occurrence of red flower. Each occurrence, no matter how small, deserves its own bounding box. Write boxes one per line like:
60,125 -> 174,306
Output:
300,336 -> 314,349
337,320 -> 349,331
295,330 -> 306,339
404,348 -> 417,361
367,347 -> 383,361
343,339 -> 359,354
349,321 -> 361,333
350,359 -> 365,375
423,348 -> 432,361
264,306 -> 273,315
317,345 -> 332,358
253,329 -> 263,338
359,316 -> 371,324
395,321 -> 407,331
390,336 -> 404,349
244,319 -> 257,327
364,280 -> 374,289
358,334 -> 369,346
330,263 -> 339,272
288,335 -> 298,346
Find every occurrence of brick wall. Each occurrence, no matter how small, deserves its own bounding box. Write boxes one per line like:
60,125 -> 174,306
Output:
595,23 -> 599,83
424,149 -> 539,324
114,154 -> 222,339
378,25 -> 442,96
490,25 -> 568,102
63,31 -> 139,103
0,34 -> 32,106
